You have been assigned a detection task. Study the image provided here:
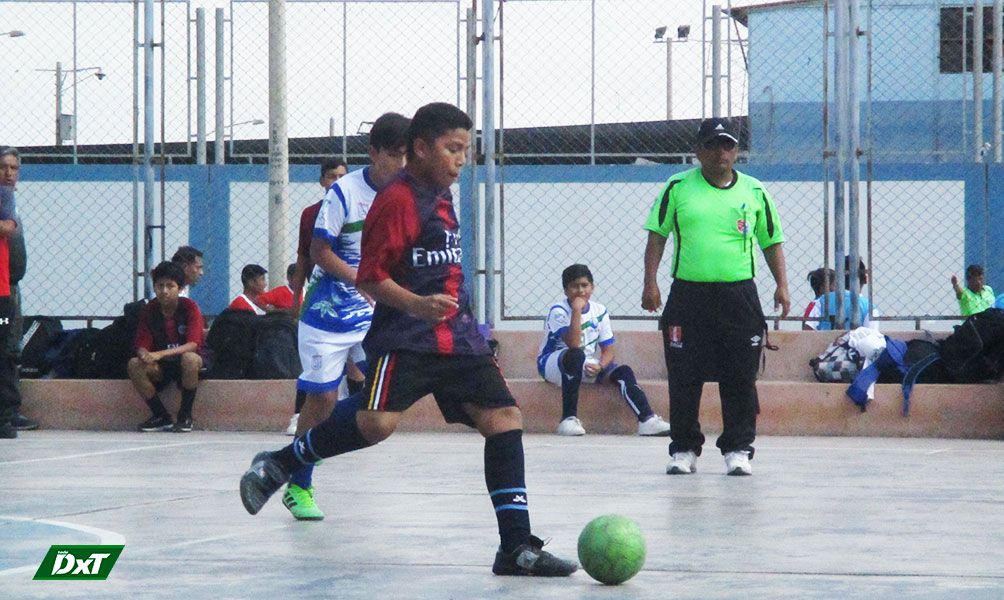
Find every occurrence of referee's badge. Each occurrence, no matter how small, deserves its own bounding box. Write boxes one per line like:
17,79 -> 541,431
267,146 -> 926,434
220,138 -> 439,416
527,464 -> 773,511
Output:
667,325 -> 683,349
736,219 -> 749,235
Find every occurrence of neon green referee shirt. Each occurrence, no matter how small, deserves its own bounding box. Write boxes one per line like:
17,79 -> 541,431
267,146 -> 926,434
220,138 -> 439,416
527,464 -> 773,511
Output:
644,167 -> 785,283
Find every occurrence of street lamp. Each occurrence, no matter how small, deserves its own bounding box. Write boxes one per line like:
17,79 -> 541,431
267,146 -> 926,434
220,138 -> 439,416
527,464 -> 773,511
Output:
36,62 -> 106,146
204,118 -> 264,137
654,24 -> 691,121
0,30 -> 26,38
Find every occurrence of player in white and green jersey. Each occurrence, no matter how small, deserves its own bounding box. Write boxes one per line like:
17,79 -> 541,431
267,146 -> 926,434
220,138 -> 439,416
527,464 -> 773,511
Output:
282,112 -> 410,520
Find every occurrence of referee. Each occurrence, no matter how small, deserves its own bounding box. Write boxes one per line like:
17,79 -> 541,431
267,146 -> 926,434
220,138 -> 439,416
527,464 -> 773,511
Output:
641,118 -> 790,476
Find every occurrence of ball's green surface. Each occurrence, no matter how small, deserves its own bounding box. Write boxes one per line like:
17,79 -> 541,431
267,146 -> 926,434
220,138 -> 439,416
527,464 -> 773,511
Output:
577,514 -> 646,585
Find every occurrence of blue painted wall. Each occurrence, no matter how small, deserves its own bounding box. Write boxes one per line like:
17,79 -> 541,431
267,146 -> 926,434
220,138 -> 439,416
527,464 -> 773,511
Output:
746,0 -> 993,163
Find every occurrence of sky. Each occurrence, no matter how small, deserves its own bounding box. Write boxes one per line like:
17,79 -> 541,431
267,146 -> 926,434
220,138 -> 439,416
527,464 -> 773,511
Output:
0,0 -> 756,150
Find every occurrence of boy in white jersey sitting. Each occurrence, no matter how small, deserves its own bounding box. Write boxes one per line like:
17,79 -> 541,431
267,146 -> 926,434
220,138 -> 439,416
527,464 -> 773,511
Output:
538,264 -> 671,436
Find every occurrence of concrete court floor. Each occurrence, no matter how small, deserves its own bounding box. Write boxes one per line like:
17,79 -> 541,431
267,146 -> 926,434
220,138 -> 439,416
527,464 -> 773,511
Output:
0,430 -> 1002,600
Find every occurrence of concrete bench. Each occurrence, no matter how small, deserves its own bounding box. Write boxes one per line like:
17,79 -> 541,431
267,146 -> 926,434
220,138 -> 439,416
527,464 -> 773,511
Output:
16,330 -> 1002,439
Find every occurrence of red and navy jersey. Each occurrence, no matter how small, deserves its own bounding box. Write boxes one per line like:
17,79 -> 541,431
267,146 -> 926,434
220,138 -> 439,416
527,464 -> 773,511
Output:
357,171 -> 488,357
135,297 -> 205,352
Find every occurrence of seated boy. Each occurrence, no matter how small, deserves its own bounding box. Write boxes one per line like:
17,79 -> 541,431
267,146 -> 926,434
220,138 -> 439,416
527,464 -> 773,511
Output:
538,264 -> 670,437
805,257 -> 877,330
228,264 -> 269,315
258,263 -> 303,313
952,264 -> 995,316
129,261 -> 205,432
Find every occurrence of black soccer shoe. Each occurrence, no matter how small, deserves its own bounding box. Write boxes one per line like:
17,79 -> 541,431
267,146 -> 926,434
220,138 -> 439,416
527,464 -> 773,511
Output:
240,451 -> 291,515
492,535 -> 579,577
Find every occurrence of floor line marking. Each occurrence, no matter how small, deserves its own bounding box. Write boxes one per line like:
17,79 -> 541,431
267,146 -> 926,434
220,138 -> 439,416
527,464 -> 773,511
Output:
0,441 -> 207,466
0,515 -> 126,578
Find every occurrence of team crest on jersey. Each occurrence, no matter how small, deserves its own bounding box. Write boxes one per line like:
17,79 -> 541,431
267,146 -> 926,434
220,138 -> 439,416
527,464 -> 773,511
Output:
667,325 -> 683,349
736,219 -> 749,235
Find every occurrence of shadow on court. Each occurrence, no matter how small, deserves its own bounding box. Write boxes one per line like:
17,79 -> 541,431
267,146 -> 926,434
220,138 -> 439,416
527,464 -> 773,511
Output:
1,431 -> 1002,599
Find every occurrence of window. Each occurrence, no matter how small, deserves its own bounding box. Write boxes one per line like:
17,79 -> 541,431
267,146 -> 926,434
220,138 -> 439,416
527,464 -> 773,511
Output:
940,7 -> 1003,73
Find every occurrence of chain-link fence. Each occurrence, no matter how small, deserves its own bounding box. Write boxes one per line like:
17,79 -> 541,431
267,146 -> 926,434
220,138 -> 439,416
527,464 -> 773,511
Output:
0,0 -> 993,327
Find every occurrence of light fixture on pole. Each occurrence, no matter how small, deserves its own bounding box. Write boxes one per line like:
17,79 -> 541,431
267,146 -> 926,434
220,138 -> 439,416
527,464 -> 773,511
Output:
0,30 -> 26,38
654,24 -> 690,121
36,63 -> 106,146
202,118 -> 264,138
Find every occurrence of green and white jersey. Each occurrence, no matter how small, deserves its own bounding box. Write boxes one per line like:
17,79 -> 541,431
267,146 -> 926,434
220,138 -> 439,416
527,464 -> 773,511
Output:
644,167 -> 785,282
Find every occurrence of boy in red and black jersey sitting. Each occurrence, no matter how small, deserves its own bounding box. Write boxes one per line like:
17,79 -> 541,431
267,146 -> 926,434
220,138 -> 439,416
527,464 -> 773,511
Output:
129,261 -> 205,433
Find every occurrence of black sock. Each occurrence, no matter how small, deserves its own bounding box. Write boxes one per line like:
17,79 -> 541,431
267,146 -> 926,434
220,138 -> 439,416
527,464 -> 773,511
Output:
560,348 -> 585,419
179,387 -> 196,419
347,378 -> 364,396
273,393 -> 371,472
145,394 -> 168,418
608,365 -> 654,420
294,389 -> 306,414
485,429 -> 531,553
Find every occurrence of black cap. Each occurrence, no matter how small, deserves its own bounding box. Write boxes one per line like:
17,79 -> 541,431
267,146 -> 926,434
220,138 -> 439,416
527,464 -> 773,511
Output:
241,263 -> 267,285
696,118 -> 739,145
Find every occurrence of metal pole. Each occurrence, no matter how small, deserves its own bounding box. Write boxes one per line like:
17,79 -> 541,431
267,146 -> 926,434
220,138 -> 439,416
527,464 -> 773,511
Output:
711,4 -> 722,117
726,0 -> 732,117
482,0 -> 496,329
975,0 -> 984,160
329,116 -> 335,138
133,0 -> 140,300
994,0 -> 1002,161
666,40 -> 673,120
866,0 -> 874,319
186,0 -> 191,156
702,0 -> 707,117
342,2 -> 348,162
229,0 -> 234,156
822,0 -> 830,321
465,5 -> 480,319
589,0 -> 595,165
962,1 -> 968,157
72,0 -> 78,163
848,0 -> 861,328
215,8 -> 225,165
196,8 -> 207,165
144,0 -> 156,299
268,0 -> 289,282
55,62 -> 62,146
834,0 -> 847,324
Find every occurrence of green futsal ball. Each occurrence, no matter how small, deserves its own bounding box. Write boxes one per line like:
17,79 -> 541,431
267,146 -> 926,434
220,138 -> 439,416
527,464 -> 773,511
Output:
577,514 -> 646,585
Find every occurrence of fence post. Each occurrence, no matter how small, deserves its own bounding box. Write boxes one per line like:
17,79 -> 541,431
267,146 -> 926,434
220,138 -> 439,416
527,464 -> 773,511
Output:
482,0 -> 496,329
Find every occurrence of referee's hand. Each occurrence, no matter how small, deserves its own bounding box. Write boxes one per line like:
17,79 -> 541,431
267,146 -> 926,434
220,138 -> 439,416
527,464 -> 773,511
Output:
641,282 -> 662,313
774,286 -> 791,318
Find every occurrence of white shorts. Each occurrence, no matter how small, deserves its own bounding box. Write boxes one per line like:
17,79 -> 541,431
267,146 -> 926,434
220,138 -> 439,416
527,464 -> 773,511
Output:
541,350 -> 602,386
297,321 -> 367,394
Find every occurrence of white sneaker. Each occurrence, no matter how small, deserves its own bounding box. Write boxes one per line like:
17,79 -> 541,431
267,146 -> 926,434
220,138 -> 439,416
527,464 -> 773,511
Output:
666,450 -> 697,474
556,416 -> 586,436
637,415 -> 671,437
724,450 -> 752,476
285,413 -> 299,436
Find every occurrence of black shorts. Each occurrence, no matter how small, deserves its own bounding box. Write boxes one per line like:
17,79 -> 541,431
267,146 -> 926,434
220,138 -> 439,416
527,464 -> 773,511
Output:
362,351 -> 517,428
153,360 -> 183,391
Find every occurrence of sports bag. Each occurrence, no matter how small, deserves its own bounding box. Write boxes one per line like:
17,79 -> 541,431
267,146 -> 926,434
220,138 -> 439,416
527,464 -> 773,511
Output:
810,332 -> 863,383
18,316 -> 63,378
250,312 -> 301,379
939,308 -> 1004,383
205,309 -> 259,379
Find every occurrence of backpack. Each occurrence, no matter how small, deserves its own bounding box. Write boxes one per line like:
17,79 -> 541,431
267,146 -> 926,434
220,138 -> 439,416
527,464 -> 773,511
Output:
810,332 -> 862,383
250,312 -> 301,379
18,316 -> 63,378
939,308 -> 1004,383
46,328 -> 103,378
92,299 -> 148,379
205,309 -> 260,379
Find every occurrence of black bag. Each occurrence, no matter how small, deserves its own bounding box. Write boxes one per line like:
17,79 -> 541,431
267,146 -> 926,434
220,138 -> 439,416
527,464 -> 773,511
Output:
46,328 -> 103,378
939,308 -> 1004,383
205,309 -> 260,379
251,312 -> 301,379
93,300 -> 148,379
18,316 -> 63,378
